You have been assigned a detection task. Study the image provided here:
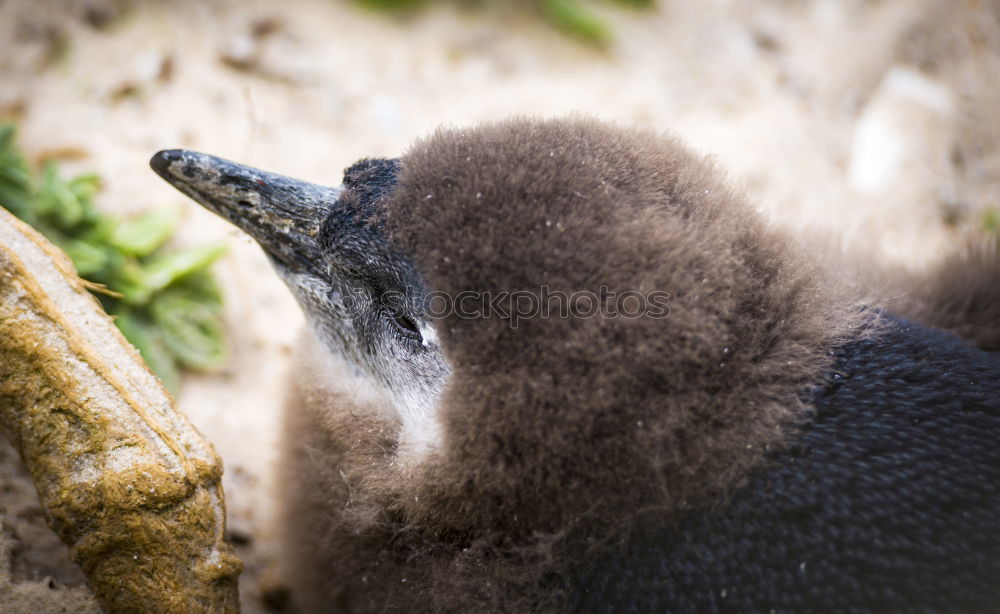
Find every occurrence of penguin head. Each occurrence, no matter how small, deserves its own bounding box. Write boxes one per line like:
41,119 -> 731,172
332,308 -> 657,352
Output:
150,150 -> 449,455
152,117 -> 863,536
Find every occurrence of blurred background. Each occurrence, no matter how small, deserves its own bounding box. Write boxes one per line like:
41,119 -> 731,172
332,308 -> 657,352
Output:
1,0 -> 998,611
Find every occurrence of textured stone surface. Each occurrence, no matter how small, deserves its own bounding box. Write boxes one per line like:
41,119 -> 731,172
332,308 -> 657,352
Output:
0,209 -> 241,613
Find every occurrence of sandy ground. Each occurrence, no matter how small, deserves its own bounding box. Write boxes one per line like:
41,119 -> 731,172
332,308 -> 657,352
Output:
1,0 -> 998,611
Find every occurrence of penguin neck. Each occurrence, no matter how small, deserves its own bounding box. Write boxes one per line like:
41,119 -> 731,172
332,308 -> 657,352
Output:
297,330 -> 444,464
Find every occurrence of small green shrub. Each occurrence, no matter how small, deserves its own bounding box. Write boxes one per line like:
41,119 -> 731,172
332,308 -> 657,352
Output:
0,125 -> 227,392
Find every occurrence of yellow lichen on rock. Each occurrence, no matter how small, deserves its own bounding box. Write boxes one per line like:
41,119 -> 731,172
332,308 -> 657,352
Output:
0,206 -> 241,613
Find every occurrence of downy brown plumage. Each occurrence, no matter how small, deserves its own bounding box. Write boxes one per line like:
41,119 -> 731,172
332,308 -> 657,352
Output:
150,117 -> 999,614
276,118 -> 872,612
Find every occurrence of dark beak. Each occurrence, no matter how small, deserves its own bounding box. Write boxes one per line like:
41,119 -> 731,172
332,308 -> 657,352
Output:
150,149 -> 340,272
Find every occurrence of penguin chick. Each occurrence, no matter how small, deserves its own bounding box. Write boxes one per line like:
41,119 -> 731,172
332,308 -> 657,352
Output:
150,117 -> 1000,613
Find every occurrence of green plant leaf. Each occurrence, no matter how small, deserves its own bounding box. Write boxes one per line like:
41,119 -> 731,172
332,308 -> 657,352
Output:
110,206 -> 179,256
63,239 -> 111,276
537,0 -> 611,45
171,269 -> 224,311
150,291 -> 227,371
982,208 -> 999,235
114,259 -> 153,304
117,243 -> 227,305
0,128 -> 34,218
38,163 -> 88,228
0,125 -> 16,150
141,243 -> 228,292
609,0 -> 653,8
67,173 -> 100,200
115,309 -> 182,393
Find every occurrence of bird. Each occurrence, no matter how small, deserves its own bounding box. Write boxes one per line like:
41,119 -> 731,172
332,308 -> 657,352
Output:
150,117 -> 1000,613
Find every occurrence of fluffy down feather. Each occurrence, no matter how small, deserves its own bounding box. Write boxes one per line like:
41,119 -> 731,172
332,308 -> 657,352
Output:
279,118 -> 884,613
284,119 -> 1000,612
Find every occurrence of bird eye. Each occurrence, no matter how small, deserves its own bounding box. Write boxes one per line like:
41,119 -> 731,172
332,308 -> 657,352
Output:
390,310 -> 422,341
